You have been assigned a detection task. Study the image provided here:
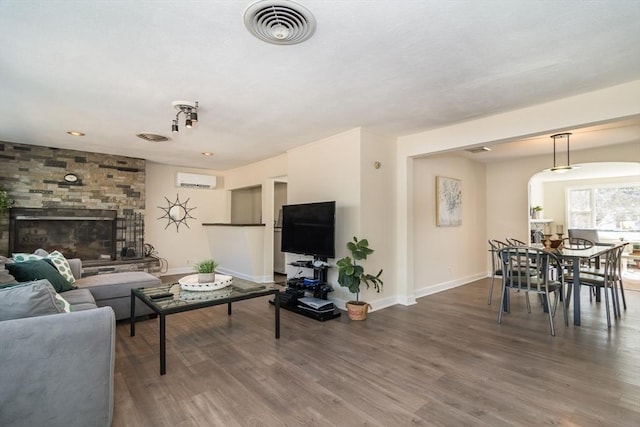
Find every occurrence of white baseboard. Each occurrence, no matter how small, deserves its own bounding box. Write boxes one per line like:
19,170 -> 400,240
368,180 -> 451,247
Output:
414,272 -> 487,300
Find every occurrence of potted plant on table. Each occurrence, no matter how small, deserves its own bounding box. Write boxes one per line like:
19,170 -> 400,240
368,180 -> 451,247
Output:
336,237 -> 383,320
194,259 -> 219,283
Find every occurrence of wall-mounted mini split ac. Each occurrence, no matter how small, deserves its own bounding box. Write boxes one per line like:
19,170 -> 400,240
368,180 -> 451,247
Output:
176,172 -> 217,189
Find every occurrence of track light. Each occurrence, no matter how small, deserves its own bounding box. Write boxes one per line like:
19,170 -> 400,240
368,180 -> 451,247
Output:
191,102 -> 198,122
171,100 -> 199,133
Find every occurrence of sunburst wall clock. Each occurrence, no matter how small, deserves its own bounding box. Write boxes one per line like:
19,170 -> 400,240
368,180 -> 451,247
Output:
158,194 -> 196,232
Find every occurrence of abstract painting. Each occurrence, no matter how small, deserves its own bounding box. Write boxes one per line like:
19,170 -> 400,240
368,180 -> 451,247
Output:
436,176 -> 461,226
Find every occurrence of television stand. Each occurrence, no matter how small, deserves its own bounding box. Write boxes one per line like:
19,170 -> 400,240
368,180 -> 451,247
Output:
269,262 -> 341,321
274,300 -> 341,322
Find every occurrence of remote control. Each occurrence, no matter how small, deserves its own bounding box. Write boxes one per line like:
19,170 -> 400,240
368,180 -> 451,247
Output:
150,292 -> 174,299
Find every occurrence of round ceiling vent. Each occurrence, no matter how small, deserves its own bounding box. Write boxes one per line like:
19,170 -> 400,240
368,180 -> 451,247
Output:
244,0 -> 316,45
136,133 -> 169,142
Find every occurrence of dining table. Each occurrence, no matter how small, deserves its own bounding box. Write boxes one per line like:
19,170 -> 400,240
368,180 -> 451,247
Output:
552,242 -> 622,326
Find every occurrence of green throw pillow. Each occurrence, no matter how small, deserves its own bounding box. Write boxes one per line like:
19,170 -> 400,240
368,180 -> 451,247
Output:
6,259 -> 76,293
12,250 -> 76,284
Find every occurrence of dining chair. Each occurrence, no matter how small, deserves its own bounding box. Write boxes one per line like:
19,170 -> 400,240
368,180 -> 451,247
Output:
506,238 -> 527,246
497,246 -> 567,336
563,244 -> 624,328
561,237 -> 594,250
487,239 -> 508,305
567,239 -> 627,312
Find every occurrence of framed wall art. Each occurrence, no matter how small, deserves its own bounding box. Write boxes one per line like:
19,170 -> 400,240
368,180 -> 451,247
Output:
436,176 -> 461,226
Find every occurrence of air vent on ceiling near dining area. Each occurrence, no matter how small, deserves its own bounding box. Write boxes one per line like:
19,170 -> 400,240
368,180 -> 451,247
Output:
244,0 -> 316,45
465,146 -> 492,154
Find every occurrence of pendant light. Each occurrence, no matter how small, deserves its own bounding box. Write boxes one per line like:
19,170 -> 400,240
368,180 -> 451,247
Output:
550,132 -> 580,173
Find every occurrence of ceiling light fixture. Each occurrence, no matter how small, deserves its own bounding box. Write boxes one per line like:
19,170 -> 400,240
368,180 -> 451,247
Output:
549,132 -> 580,173
171,101 -> 199,133
67,131 -> 85,136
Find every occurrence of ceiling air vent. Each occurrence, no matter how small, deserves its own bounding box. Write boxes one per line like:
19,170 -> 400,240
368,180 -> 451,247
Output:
136,133 -> 169,142
244,0 -> 316,45
465,146 -> 492,154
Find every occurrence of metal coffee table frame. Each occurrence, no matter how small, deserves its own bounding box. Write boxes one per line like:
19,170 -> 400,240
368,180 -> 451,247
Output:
130,282 -> 280,375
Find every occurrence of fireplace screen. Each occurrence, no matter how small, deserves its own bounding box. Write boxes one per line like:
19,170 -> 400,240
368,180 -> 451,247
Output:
9,208 -> 117,261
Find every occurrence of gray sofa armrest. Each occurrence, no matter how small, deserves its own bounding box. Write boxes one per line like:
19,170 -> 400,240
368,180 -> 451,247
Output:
67,257 -> 83,280
0,307 -> 115,427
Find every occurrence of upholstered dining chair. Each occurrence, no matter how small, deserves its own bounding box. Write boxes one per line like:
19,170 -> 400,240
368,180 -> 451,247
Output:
497,246 -> 567,336
487,239 -> 508,305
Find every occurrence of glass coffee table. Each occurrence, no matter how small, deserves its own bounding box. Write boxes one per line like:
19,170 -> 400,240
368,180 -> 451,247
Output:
130,275 -> 280,375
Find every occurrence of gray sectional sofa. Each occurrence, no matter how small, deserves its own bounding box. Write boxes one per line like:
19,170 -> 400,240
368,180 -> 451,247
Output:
0,280 -> 115,427
0,252 -> 165,426
67,258 -> 163,320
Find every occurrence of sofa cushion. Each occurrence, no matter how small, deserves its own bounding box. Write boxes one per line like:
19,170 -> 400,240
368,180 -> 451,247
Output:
12,250 -> 76,284
60,288 -> 97,312
75,271 -> 162,300
0,280 -> 68,320
6,259 -> 76,293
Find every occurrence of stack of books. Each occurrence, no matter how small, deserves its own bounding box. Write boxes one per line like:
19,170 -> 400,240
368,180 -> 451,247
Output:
297,297 -> 335,314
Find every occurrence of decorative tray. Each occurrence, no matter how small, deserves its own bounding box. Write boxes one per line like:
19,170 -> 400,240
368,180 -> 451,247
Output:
178,274 -> 233,291
179,287 -> 232,301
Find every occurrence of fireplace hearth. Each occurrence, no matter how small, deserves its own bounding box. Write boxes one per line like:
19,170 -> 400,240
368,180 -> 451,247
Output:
9,208 -> 118,261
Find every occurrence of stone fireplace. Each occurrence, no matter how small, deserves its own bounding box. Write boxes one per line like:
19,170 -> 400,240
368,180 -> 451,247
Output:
9,208 -> 118,261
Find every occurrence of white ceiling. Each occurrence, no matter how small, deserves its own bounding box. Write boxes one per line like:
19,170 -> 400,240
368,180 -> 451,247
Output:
1,0 -> 639,170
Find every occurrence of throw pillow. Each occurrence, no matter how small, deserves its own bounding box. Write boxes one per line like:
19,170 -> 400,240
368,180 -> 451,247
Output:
45,251 -> 76,284
12,250 -> 76,284
0,280 -> 68,321
54,292 -> 72,313
11,252 -> 42,262
6,259 -> 76,293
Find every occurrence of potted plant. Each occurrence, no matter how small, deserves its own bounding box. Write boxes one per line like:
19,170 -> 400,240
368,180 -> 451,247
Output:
336,237 -> 383,320
193,259 -> 219,283
0,188 -> 13,215
531,205 -> 543,219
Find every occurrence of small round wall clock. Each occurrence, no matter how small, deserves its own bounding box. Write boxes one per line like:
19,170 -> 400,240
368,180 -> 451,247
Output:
64,173 -> 79,183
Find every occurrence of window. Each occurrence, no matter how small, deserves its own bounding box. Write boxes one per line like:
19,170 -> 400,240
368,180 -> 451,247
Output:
567,184 -> 640,231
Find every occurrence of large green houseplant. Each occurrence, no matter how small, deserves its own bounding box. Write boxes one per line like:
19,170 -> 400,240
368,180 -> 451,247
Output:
336,237 -> 383,320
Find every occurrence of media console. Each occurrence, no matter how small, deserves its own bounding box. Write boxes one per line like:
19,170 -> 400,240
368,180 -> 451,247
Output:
270,258 -> 341,321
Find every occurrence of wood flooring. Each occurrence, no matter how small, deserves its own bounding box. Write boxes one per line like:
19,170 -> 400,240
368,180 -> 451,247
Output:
113,279 -> 640,426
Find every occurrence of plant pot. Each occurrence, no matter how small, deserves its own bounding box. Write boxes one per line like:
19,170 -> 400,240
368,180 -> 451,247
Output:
197,273 -> 215,283
345,301 -> 371,321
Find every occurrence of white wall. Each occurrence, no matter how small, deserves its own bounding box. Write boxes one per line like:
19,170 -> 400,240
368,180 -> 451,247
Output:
231,185 -> 262,224
412,155 -> 487,296
145,162 -> 226,275
359,129 -> 397,308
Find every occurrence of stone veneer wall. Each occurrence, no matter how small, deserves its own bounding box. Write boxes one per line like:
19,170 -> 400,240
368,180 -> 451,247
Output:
0,141 -> 145,257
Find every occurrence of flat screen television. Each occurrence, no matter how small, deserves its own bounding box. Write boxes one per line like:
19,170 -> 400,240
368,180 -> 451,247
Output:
281,201 -> 335,259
